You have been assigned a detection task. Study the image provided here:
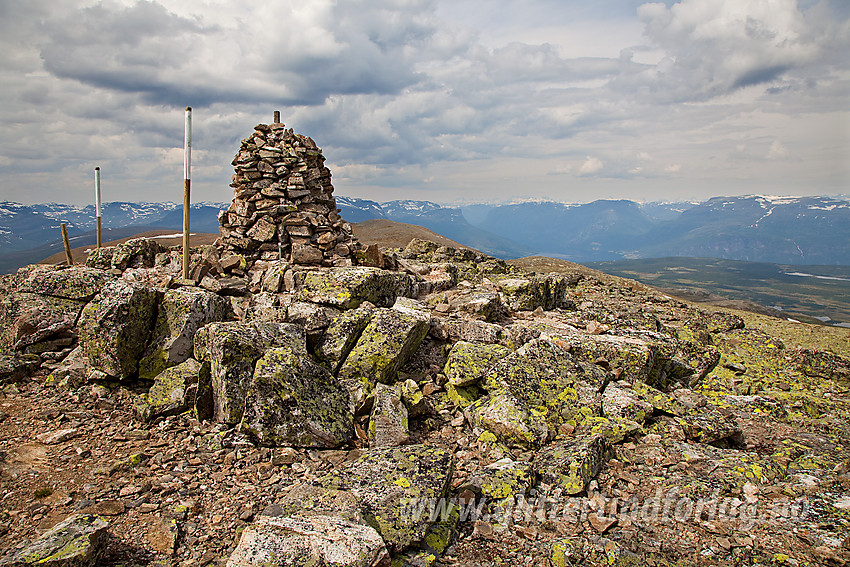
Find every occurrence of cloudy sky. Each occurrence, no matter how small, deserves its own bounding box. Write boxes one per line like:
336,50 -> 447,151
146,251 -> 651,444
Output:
0,0 -> 848,206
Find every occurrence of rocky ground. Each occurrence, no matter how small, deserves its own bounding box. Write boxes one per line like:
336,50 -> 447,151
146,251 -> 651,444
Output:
0,238 -> 849,566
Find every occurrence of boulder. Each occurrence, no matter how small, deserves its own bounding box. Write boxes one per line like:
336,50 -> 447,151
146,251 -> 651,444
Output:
315,305 -> 375,373
138,288 -> 230,380
602,384 -> 653,423
294,267 -> 410,309
677,407 -> 745,447
337,307 -> 430,405
476,338 -> 607,444
77,280 -> 160,380
444,341 -> 510,387
226,514 -> 389,567
533,433 -> 611,495
459,457 -> 533,501
320,444 -> 453,552
0,353 -> 41,384
135,358 -> 208,422
239,346 -> 353,448
449,291 -> 504,322
0,265 -> 113,352
469,391 -> 539,448
193,322 -> 307,425
17,265 -> 113,301
0,513 -> 109,566
368,384 -> 409,447
109,238 -> 163,270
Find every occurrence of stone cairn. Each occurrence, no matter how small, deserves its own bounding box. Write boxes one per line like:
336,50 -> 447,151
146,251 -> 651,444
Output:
217,113 -> 361,267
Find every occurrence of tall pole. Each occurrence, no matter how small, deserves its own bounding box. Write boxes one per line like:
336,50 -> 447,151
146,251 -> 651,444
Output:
182,107 -> 192,281
94,167 -> 102,248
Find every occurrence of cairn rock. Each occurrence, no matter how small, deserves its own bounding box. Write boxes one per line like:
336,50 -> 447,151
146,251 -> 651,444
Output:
0,513 -> 109,566
138,287 -> 230,380
218,121 -> 361,267
193,321 -> 306,425
77,280 -> 160,380
239,346 -> 353,448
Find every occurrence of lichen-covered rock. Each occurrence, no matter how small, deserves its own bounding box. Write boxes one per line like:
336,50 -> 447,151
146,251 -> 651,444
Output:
0,293 -> 84,352
17,265 -> 113,302
136,358 -> 208,422
320,444 -> 453,553
239,346 -> 353,448
316,306 -> 375,373
475,338 -> 607,445
138,288 -> 230,380
193,322 -> 307,425
295,267 -> 410,309
677,407 -> 745,447
0,265 -> 110,352
0,513 -> 109,566
602,384 -> 653,423
444,341 -> 510,387
77,280 -> 160,380
469,391 -> 539,448
459,457 -> 533,501
225,514 -> 389,567
368,384 -> 409,447
109,238 -> 163,270
534,433 -> 611,495
449,291 -> 504,322
285,301 -> 341,347
337,307 -> 430,405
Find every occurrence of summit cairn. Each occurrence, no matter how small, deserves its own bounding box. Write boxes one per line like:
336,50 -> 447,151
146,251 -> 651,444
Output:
217,113 -> 361,267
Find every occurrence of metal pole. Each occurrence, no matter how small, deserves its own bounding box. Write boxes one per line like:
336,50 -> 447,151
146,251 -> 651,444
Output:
94,167 -> 102,248
61,223 -> 74,266
182,107 -> 192,281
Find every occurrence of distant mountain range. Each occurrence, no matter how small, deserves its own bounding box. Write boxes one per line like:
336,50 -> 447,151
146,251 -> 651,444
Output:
1,194 -> 848,273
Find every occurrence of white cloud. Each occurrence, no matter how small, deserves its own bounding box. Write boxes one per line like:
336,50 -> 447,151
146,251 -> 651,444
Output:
579,156 -> 604,175
767,140 -> 790,159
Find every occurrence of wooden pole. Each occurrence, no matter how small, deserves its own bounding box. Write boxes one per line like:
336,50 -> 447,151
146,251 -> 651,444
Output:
273,110 -> 280,124
94,167 -> 102,248
182,107 -> 192,281
60,223 -> 74,266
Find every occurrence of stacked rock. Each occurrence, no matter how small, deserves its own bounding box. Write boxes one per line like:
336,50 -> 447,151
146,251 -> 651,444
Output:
217,115 -> 361,266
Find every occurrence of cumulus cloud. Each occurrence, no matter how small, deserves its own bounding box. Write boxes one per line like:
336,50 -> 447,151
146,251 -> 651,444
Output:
578,156 -> 604,176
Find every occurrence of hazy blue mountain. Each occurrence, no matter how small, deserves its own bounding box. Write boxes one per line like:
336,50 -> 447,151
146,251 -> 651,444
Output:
2,194 -> 848,274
